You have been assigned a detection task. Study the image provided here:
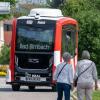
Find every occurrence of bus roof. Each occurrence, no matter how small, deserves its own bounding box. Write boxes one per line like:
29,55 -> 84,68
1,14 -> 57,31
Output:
28,8 -> 63,18
18,16 -> 64,21
17,8 -> 77,23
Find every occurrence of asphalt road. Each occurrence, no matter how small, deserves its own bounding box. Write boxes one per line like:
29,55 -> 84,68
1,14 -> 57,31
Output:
0,77 -> 100,100
0,77 -> 57,100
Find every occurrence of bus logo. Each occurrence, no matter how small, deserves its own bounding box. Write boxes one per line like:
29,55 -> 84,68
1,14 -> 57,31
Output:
37,21 -> 45,24
28,58 -> 39,63
26,20 -> 33,24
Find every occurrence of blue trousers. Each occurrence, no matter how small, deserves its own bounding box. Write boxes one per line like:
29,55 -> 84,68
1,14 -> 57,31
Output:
57,83 -> 71,100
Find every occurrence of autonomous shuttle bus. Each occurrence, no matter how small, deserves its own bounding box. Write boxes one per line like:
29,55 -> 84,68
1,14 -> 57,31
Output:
6,8 -> 78,91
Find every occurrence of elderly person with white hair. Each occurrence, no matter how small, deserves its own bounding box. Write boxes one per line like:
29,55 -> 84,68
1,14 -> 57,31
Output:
74,50 -> 98,100
53,52 -> 73,100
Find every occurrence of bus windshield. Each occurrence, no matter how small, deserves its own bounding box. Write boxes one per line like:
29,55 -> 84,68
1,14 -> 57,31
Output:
16,25 -> 54,52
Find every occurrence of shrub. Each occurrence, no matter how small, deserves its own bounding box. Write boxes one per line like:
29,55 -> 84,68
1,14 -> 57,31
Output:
0,72 -> 6,76
0,65 -> 8,72
0,45 -> 10,64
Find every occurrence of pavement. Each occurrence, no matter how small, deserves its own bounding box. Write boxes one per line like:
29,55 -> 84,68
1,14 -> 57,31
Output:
0,77 -> 100,89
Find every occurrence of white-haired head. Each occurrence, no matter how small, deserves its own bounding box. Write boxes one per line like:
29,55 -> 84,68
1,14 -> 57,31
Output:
63,52 -> 71,62
82,50 -> 90,59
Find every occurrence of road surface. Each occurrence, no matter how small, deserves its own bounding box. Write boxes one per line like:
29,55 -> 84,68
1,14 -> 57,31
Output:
0,77 -> 100,100
0,77 -> 57,100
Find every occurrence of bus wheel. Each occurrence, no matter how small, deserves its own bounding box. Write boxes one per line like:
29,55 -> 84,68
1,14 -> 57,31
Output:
28,86 -> 35,91
12,84 -> 20,91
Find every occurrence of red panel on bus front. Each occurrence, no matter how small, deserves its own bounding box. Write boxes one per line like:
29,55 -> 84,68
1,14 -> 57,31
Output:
10,19 -> 17,81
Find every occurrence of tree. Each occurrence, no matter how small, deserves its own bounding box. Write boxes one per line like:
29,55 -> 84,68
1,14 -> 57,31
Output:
12,1 -> 48,17
48,0 -> 64,8
0,45 -> 10,64
60,0 -> 100,77
0,0 -> 16,5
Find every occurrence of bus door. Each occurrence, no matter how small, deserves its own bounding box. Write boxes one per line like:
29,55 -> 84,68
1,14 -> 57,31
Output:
62,24 -> 77,70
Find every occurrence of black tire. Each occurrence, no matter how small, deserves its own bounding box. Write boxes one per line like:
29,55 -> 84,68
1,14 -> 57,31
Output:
12,84 -> 20,91
28,86 -> 35,91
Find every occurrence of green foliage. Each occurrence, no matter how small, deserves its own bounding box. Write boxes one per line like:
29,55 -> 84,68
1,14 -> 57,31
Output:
0,0 -> 16,5
60,0 -> 100,76
0,14 -> 11,20
48,0 -> 64,8
93,90 -> 100,100
0,45 -> 10,64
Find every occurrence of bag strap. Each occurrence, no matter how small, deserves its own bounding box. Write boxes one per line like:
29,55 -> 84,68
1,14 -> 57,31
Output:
57,63 -> 67,79
78,62 -> 93,78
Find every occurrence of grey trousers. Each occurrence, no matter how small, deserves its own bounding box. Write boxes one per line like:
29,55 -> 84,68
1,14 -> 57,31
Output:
77,83 -> 93,100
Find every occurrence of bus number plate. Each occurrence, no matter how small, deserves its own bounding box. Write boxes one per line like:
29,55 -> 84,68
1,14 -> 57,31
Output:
26,75 -> 40,82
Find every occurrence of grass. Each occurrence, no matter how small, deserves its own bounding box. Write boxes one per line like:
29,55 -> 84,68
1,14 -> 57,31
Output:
92,90 -> 100,100
71,90 -> 100,100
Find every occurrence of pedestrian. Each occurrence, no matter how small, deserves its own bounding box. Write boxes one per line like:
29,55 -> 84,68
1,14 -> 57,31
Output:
74,50 -> 98,100
53,52 -> 74,100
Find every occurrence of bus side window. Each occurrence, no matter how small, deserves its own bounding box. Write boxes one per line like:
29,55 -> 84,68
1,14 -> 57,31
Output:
62,25 -> 76,57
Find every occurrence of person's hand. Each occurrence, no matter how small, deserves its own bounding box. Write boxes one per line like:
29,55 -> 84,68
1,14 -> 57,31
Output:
71,83 -> 74,91
94,80 -> 98,90
95,84 -> 98,90
53,80 -> 57,85
71,86 -> 74,91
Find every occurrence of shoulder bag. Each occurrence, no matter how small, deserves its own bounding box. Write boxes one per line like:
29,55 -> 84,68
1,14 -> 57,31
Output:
74,62 -> 93,87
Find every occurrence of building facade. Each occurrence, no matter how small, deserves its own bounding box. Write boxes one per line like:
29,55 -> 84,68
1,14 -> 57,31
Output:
16,0 -> 46,5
